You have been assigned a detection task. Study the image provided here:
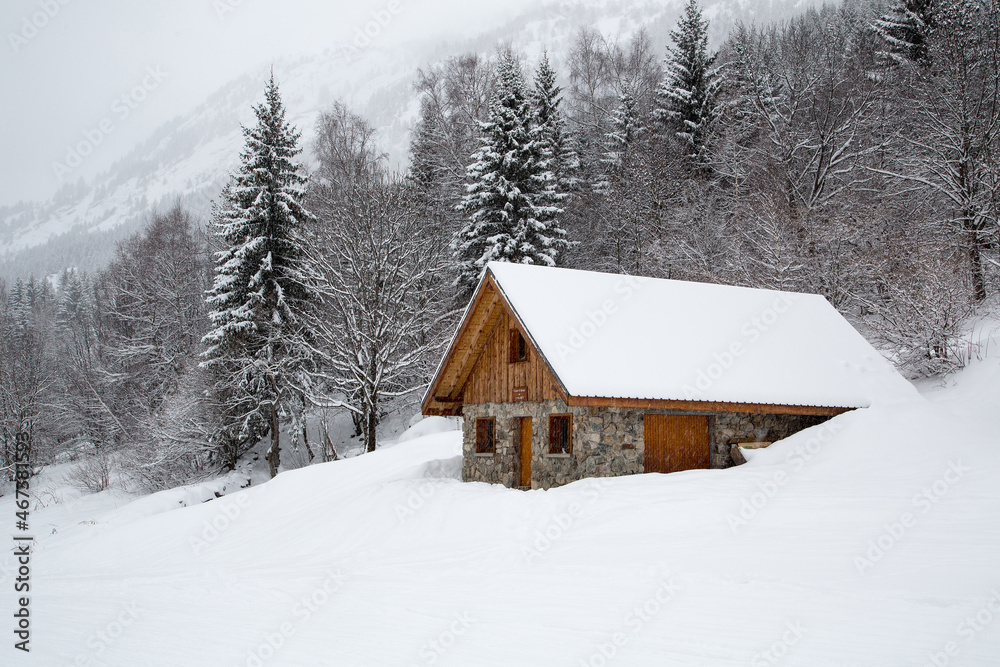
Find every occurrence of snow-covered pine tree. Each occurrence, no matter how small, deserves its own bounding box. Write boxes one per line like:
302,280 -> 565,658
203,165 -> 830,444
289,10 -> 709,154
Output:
600,84 -> 642,185
201,72 -> 316,477
531,52 -> 579,192
454,52 -> 568,296
51,270 -> 117,454
872,0 -> 936,65
655,0 -> 720,167
596,83 -> 655,274
408,95 -> 458,246
55,270 -> 95,366
0,277 -> 48,476
8,279 -> 29,333
409,96 -> 442,197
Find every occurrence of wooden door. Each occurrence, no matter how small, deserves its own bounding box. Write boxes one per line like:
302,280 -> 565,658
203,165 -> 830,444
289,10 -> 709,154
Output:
518,417 -> 533,487
644,415 -> 710,473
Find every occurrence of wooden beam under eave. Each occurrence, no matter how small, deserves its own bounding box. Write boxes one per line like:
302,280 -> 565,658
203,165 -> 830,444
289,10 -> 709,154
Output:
423,401 -> 463,417
437,301 -> 498,395
424,280 -> 500,406
445,297 -> 505,400
564,395 -> 854,417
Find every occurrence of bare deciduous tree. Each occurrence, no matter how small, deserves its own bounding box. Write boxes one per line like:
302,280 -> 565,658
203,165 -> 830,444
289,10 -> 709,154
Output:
308,177 -> 449,452
869,0 -> 1000,301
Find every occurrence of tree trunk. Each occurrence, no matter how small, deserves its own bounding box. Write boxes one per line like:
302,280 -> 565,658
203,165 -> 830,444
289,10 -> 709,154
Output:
350,410 -> 363,438
364,409 -> 377,453
364,401 -> 378,454
970,233 -> 986,302
267,406 -> 280,478
301,424 -> 314,461
322,424 -> 339,462
365,350 -> 379,452
223,436 -> 237,472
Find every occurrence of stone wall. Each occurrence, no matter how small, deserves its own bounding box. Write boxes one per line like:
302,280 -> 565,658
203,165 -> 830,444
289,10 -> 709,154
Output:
462,400 -> 643,489
462,401 -> 831,489
711,412 -> 828,468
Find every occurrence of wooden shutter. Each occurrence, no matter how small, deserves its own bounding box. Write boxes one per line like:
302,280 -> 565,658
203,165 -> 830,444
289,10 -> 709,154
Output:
509,330 -> 528,363
548,415 -> 572,454
476,418 -> 495,453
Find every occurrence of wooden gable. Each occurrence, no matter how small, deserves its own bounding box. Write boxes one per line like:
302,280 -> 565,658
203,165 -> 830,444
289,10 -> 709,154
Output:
422,274 -> 566,416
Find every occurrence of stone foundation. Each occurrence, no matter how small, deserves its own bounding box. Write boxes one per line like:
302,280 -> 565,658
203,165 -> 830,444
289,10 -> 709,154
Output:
462,401 -> 831,489
711,412 -> 828,467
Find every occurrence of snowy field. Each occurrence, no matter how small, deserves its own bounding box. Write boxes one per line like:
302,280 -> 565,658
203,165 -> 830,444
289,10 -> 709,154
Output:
3,355 -> 1000,665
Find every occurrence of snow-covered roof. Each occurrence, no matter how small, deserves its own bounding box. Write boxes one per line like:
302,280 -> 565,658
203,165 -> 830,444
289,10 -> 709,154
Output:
484,262 -> 912,409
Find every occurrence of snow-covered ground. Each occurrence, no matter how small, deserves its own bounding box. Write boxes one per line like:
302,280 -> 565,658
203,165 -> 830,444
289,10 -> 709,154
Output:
3,353 -> 1000,665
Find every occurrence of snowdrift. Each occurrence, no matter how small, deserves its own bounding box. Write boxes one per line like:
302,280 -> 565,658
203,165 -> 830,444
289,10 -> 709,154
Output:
3,358 -> 1000,665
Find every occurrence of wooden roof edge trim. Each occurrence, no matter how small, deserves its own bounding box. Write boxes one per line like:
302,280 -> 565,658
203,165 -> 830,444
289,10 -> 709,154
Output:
443,292 -> 506,402
485,266 -> 572,401
423,404 -> 462,417
564,395 -> 855,416
420,273 -> 499,414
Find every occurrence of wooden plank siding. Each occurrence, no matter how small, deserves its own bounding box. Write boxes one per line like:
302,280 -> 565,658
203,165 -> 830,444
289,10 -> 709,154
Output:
422,276 -> 503,415
462,309 -> 563,404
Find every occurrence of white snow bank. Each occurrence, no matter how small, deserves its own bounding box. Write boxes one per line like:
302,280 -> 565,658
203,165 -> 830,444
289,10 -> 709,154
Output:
102,471 -> 251,531
392,414 -> 462,445
3,367 -> 999,665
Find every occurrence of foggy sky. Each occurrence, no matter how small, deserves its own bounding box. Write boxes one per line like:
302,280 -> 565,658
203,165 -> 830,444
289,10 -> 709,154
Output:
0,0 -> 546,207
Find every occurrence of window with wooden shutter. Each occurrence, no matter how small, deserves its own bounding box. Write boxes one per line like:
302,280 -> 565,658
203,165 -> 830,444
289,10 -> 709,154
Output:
509,330 -> 528,363
475,418 -> 495,453
548,414 -> 572,455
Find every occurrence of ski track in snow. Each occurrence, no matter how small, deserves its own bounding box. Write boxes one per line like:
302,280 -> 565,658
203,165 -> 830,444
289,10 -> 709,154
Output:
3,361 -> 1000,665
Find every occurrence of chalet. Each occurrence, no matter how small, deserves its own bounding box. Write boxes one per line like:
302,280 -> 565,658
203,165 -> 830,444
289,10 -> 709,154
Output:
422,262 -> 909,489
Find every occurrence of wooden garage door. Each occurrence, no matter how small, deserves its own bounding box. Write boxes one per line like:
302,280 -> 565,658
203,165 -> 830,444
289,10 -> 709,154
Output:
644,415 -> 710,473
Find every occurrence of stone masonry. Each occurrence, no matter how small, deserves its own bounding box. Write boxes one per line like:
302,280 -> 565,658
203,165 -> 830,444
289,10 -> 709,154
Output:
711,412 -> 828,467
462,400 -> 830,489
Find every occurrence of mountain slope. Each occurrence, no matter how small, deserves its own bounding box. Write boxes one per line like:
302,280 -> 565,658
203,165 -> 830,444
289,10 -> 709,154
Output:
0,0 -> 825,283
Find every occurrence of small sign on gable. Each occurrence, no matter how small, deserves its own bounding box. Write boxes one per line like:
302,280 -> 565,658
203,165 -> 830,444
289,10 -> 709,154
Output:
512,386 -> 527,402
